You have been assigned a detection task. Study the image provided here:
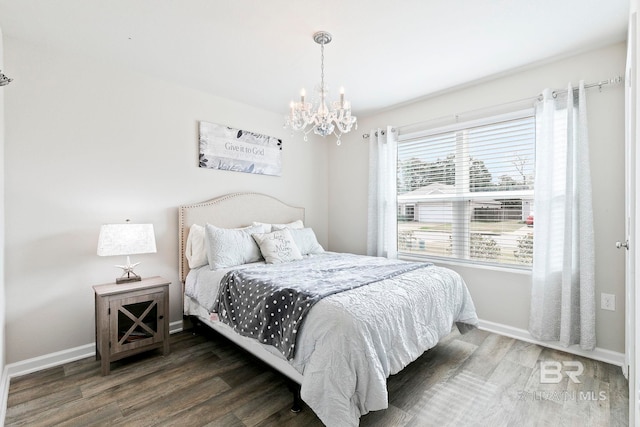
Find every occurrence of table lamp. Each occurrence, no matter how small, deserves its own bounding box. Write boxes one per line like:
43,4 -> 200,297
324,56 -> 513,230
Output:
97,220 -> 157,284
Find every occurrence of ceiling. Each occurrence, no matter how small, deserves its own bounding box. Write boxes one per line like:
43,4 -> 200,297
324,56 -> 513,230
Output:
0,0 -> 630,117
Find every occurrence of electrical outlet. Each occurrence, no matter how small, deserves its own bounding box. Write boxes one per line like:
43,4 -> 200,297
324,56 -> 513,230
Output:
601,293 -> 616,311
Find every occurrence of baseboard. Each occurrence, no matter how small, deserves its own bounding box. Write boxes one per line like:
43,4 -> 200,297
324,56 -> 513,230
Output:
0,365 -> 9,427
478,319 -> 626,368
6,343 -> 97,379
169,320 -> 184,334
5,319 -> 185,380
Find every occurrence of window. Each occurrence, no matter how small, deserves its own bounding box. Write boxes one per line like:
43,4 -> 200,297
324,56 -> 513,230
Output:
397,110 -> 535,267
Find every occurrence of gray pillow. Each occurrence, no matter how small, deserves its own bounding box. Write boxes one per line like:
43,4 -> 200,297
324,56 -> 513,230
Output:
205,224 -> 264,270
289,228 -> 325,255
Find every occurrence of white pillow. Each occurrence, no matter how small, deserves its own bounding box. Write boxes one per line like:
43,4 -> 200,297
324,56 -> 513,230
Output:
185,224 -> 208,269
253,219 -> 304,233
205,224 -> 265,270
252,228 -> 303,264
289,228 -> 325,255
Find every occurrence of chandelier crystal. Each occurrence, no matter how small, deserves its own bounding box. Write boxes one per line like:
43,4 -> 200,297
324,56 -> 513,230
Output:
0,70 -> 12,87
284,31 -> 357,145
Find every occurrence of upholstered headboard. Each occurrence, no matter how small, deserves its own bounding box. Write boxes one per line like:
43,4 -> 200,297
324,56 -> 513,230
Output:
178,192 -> 305,283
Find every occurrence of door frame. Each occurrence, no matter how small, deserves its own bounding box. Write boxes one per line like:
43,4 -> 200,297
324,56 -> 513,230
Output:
626,3 -> 640,425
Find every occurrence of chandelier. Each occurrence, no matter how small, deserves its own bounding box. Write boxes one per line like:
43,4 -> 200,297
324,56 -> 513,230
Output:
0,70 -> 12,87
284,31 -> 357,145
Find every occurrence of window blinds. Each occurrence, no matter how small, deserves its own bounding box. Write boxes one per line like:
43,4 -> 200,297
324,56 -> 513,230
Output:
397,110 -> 535,267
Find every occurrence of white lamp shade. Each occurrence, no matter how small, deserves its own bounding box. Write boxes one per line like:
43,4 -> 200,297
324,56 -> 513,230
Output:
97,223 -> 157,256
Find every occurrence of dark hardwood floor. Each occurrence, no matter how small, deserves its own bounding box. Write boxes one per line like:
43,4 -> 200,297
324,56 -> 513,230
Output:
5,326 -> 629,426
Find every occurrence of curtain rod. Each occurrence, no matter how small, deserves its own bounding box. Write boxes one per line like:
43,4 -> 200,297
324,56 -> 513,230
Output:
362,75 -> 624,139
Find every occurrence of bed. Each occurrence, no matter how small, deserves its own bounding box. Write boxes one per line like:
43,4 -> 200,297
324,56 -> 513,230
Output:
179,192 -> 479,426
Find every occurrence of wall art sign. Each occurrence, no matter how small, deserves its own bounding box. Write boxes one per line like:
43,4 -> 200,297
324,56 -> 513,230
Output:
199,121 -> 282,176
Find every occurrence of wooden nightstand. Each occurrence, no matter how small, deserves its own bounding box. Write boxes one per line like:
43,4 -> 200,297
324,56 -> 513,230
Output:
93,276 -> 170,375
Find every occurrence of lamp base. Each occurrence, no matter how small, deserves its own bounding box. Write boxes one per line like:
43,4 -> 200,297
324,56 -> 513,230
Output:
114,256 -> 142,284
116,275 -> 142,284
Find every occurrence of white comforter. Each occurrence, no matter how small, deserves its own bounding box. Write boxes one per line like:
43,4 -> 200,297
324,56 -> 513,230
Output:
185,254 -> 478,426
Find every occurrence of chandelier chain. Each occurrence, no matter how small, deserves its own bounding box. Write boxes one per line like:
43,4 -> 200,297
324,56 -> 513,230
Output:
320,40 -> 325,106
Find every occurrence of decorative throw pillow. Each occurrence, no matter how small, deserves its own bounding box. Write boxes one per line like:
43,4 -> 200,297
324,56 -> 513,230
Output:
185,224 -> 208,269
252,228 -> 303,264
289,228 -> 325,255
253,219 -> 304,233
205,224 -> 265,270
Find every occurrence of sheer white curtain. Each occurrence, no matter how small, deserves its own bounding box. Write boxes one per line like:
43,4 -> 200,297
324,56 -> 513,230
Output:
529,82 -> 596,350
367,126 -> 397,258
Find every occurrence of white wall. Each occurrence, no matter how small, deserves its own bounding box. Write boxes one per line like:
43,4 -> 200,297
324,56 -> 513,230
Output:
3,37 -> 328,363
328,43 -> 627,353
1,35 -> 627,363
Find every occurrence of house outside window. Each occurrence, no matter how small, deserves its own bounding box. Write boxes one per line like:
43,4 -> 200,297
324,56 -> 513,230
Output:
397,110 -> 535,268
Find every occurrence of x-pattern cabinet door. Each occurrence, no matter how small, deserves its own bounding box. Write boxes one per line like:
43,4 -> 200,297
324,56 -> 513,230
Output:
110,291 -> 165,354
